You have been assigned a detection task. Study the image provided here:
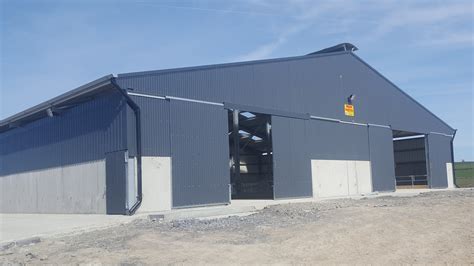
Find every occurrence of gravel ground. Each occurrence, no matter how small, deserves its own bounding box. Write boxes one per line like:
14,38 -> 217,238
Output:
1,189 -> 473,264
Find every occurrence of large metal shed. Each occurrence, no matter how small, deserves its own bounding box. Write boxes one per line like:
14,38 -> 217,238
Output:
0,44 -> 456,214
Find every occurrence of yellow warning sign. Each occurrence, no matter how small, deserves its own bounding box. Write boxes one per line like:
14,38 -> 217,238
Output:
344,104 -> 354,117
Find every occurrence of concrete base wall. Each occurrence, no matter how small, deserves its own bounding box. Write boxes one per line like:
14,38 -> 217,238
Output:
446,163 -> 454,188
311,160 -> 372,198
0,160 -> 106,214
126,157 -> 138,210
138,156 -> 172,212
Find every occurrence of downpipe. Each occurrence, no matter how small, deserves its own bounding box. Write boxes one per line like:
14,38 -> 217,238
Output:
451,129 -> 458,188
110,78 -> 142,215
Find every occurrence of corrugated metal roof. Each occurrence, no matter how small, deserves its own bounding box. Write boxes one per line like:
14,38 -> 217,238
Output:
117,51 -> 350,78
0,75 -> 114,131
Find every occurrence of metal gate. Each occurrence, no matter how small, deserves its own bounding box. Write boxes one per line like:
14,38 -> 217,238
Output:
169,100 -> 230,207
272,116 -> 312,198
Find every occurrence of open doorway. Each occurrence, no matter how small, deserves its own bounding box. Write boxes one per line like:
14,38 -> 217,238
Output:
228,110 -> 273,199
392,130 -> 429,189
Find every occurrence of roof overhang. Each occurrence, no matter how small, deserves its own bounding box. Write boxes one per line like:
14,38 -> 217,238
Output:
0,75 -> 115,133
307,43 -> 358,55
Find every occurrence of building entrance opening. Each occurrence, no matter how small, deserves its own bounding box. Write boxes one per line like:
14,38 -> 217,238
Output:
228,110 -> 273,199
392,130 -> 429,189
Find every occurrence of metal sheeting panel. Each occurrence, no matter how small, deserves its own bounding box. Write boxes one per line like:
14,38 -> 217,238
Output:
129,96 -> 170,156
236,62 -> 290,110
344,56 -> 453,134
272,116 -> 312,198
106,150 -> 127,214
116,53 -> 453,136
427,134 -> 452,188
306,120 -> 370,161
169,100 -> 230,207
126,106 -> 137,157
289,56 -> 358,120
369,126 -> 396,191
0,91 -> 127,176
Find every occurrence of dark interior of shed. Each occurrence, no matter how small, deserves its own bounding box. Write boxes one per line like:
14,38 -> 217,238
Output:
228,110 -> 274,199
392,130 -> 429,189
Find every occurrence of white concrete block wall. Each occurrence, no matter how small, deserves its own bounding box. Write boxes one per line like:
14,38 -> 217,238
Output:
126,157 -> 137,210
138,156 -> 172,213
446,163 -> 455,188
355,161 -> 372,194
311,160 -> 372,198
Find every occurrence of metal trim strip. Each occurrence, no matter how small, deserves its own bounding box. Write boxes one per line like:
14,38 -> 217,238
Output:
339,120 -> 367,127
429,132 -> 454,138
309,115 -> 340,123
127,92 -> 166,100
166,96 -> 224,106
368,123 -> 391,129
224,102 -> 310,120
126,93 -> 451,138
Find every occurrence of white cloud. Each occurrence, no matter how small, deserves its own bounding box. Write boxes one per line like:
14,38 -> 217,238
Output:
416,31 -> 474,47
373,3 -> 472,35
364,1 -> 474,47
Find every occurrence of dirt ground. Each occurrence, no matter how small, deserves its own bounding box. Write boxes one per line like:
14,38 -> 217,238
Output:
1,189 -> 473,264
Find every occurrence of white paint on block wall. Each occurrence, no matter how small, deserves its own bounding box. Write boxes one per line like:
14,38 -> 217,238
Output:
446,163 -> 454,188
311,160 -> 372,198
139,156 -> 172,212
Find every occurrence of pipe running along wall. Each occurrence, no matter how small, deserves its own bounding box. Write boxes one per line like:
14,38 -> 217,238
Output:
110,78 -> 142,215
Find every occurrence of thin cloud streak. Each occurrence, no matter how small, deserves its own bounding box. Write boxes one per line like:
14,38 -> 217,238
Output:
234,23 -> 309,61
237,1 -> 473,61
234,0 -> 356,61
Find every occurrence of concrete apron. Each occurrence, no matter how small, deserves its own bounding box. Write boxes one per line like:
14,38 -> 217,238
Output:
0,187 -> 460,249
0,214 -> 138,250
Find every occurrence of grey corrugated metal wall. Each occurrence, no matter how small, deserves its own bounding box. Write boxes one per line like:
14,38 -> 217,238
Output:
169,100 -> 230,207
0,89 -> 132,214
306,120 -> 370,161
106,150 -> 127,214
113,52 -> 454,206
1,50 -> 455,214
116,52 -> 454,136
368,126 -> 396,191
127,96 -> 170,157
0,90 -> 128,176
272,116 -> 312,198
427,134 -> 452,188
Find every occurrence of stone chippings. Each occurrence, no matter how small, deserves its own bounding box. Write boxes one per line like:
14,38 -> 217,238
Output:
0,189 -> 472,264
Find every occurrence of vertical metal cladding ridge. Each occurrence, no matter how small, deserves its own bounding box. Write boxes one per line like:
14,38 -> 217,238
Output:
110,78 -> 142,215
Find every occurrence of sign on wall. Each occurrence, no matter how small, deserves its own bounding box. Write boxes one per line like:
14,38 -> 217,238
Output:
344,104 -> 354,117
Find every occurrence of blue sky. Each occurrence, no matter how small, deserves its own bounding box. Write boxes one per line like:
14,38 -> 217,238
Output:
1,0 -> 473,160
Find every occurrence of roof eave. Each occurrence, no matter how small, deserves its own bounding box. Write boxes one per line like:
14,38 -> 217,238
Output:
117,51 -> 351,78
0,74 -> 114,128
349,53 -> 455,133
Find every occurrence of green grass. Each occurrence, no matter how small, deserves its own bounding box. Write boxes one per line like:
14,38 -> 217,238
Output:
455,162 -> 474,188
